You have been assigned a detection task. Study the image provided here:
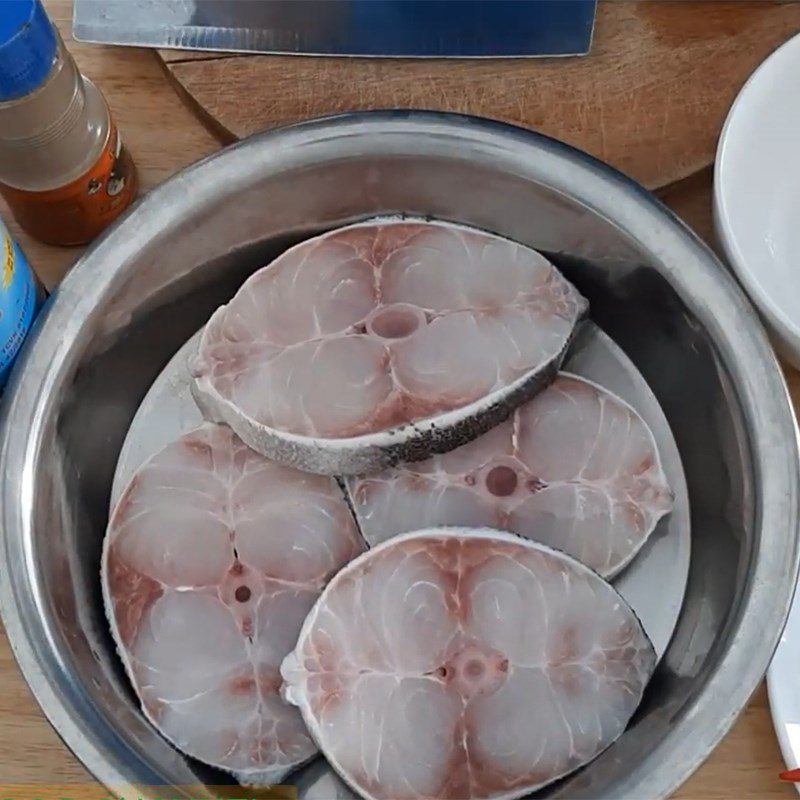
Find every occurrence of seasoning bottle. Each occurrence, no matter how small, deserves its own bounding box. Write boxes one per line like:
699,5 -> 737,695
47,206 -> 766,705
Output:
0,214 -> 45,390
0,0 -> 137,246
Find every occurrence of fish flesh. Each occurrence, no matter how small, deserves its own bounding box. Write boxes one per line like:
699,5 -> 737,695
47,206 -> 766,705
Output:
347,373 -> 673,578
102,424 -> 364,783
281,528 -> 656,800
191,218 -> 587,475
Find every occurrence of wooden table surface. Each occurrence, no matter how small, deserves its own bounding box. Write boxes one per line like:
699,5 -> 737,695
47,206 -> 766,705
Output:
0,2 -> 798,798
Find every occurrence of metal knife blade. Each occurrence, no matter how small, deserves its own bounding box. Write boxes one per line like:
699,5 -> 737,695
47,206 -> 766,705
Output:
73,0 -> 596,58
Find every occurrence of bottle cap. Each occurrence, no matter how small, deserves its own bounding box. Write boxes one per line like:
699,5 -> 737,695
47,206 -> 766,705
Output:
0,0 -> 57,102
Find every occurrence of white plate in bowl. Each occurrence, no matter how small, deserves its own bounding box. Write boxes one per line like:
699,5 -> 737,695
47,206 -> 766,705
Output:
110,322 -> 691,663
714,31 -> 800,368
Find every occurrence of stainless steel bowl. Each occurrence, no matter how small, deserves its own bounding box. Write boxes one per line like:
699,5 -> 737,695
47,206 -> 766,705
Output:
1,111 -> 797,799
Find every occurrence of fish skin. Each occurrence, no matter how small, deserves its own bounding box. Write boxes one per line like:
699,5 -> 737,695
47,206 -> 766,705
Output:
281,528 -> 656,800
101,423 -> 364,784
346,373 -> 673,578
192,219 -> 587,476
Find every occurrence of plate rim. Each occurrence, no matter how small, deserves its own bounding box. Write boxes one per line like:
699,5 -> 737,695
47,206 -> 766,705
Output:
714,31 -> 800,364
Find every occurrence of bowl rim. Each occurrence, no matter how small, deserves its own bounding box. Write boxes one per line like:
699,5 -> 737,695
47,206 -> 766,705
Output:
1,109 -> 798,799
713,32 -> 800,363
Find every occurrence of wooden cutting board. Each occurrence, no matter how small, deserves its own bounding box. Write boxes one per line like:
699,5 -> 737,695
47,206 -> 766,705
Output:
158,1 -> 800,189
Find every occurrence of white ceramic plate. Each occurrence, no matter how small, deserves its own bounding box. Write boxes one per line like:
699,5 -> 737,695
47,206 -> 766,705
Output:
726,30 -> 800,789
714,31 -> 800,368
769,592 -> 800,794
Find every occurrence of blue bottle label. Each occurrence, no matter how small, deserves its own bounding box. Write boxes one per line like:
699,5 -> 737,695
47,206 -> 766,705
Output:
0,221 -> 41,389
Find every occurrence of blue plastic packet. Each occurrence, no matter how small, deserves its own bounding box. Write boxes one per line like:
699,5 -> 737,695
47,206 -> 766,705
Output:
0,216 -> 45,390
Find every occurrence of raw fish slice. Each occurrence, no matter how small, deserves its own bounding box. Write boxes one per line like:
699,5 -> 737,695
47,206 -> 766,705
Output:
102,424 -> 364,784
281,529 -> 655,800
192,219 -> 587,475
347,374 -> 672,578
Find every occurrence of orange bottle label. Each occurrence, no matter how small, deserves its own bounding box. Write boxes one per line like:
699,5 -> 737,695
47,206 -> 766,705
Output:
0,122 -> 138,246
